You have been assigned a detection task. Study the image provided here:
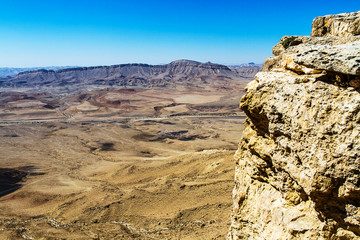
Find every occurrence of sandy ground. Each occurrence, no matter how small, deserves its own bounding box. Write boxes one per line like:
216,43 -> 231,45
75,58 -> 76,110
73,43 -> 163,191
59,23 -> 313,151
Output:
0,86 -> 247,239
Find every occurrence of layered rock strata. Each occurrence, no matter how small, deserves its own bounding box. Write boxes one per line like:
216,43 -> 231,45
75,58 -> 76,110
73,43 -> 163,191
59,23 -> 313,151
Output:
228,11 -> 360,239
0,60 -> 257,88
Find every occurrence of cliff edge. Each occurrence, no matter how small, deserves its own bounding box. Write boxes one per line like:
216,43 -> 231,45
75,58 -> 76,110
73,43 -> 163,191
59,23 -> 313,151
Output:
228,11 -> 360,239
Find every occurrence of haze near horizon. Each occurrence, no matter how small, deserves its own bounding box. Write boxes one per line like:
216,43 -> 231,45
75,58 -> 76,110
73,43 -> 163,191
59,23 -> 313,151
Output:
0,0 -> 359,67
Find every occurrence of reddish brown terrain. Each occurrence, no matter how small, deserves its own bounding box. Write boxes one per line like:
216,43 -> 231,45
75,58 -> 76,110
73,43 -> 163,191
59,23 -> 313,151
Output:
0,61 -> 255,239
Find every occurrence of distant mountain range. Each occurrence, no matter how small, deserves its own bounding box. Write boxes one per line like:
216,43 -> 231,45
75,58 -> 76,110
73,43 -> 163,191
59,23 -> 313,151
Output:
0,66 -> 76,78
226,62 -> 263,68
0,60 -> 262,90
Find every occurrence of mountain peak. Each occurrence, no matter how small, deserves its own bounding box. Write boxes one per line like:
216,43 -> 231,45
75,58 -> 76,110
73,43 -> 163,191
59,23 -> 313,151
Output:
169,59 -> 201,65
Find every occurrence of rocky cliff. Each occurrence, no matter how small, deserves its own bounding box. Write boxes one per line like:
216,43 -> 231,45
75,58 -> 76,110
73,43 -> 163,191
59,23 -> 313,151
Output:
230,66 -> 263,79
228,11 -> 360,239
0,60 -> 257,89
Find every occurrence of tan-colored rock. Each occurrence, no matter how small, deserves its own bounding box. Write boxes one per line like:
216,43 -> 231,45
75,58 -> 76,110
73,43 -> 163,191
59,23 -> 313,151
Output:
312,11 -> 360,37
229,11 -> 360,240
267,35 -> 360,77
293,41 -> 360,75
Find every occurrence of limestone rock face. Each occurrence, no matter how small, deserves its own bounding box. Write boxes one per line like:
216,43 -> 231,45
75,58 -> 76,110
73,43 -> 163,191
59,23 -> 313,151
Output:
311,11 -> 360,37
228,11 -> 360,240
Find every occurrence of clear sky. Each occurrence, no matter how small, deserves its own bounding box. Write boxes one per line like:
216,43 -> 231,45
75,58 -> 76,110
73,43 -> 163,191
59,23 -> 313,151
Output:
0,0 -> 358,67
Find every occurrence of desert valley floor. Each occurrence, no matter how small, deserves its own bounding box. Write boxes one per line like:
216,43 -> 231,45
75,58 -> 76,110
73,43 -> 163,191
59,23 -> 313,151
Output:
0,86 -> 247,239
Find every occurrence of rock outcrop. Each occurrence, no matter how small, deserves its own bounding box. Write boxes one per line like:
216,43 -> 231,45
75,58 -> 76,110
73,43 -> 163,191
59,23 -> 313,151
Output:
229,11 -> 360,239
311,11 -> 360,37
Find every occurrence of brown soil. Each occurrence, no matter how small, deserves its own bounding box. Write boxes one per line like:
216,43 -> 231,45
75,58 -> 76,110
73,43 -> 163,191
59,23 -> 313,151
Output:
0,86 -> 247,239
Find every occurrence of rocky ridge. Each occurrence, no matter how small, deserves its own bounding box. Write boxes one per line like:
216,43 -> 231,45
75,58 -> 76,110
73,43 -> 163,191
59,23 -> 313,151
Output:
0,66 -> 75,78
228,11 -> 360,239
0,60 -> 258,89
230,66 -> 263,79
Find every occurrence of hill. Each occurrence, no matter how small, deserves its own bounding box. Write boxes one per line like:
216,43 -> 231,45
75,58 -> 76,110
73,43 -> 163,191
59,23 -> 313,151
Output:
0,60 -> 260,91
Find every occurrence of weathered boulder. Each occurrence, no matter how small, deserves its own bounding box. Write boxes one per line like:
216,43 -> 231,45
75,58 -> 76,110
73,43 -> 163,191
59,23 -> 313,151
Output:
228,11 -> 360,240
312,11 -> 360,37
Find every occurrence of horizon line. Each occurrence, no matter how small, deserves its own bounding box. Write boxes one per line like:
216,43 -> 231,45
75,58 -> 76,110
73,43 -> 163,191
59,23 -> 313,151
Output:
0,59 -> 264,69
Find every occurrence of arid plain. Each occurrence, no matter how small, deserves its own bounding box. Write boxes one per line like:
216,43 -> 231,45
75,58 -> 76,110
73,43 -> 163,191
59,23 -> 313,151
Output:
0,78 -> 249,239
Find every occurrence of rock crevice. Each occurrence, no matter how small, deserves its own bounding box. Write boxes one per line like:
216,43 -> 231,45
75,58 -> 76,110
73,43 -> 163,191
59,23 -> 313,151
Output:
229,11 -> 360,239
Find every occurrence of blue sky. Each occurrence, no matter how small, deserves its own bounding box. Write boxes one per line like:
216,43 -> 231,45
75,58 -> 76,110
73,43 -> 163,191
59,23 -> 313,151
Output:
0,0 -> 358,67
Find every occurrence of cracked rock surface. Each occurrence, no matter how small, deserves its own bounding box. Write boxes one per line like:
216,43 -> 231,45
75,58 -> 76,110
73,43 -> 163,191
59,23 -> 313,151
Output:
228,11 -> 360,240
